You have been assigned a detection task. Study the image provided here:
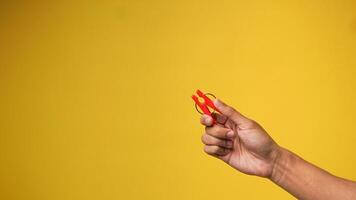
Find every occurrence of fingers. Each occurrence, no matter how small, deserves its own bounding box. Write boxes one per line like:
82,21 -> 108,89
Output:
200,113 -> 235,139
204,145 -> 231,156
200,113 -> 229,127
200,114 -> 213,126
211,112 -> 228,125
214,99 -> 248,125
201,134 -> 233,149
205,125 -> 235,139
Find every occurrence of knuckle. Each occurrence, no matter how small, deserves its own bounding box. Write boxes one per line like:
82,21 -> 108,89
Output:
224,131 -> 229,138
222,148 -> 228,154
218,147 -> 224,154
222,140 -> 228,147
218,147 -> 227,155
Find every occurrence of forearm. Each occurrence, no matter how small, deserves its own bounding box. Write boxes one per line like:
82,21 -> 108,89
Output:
270,147 -> 356,200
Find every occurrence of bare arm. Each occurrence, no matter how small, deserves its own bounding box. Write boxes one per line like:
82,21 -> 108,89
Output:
271,147 -> 356,200
199,99 -> 356,200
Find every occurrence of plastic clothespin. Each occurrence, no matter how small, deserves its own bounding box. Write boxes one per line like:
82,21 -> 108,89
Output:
191,89 -> 221,124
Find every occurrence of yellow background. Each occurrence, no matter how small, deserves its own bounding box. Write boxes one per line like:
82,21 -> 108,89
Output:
1,0 -> 356,199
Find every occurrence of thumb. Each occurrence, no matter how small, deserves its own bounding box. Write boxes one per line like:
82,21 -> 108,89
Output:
213,99 -> 248,125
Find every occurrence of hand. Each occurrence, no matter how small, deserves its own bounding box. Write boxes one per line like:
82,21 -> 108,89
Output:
200,99 -> 281,178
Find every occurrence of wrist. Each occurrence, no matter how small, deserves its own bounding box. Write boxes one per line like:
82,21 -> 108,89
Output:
269,147 -> 295,184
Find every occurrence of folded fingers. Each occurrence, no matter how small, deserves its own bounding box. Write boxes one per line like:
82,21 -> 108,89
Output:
205,125 -> 235,139
201,134 -> 233,149
203,145 -> 231,156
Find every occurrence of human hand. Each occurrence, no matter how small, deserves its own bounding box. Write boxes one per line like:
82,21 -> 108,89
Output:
200,99 -> 281,178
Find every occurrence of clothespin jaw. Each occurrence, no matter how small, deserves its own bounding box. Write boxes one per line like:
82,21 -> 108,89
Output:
196,90 -> 221,114
191,89 -> 221,124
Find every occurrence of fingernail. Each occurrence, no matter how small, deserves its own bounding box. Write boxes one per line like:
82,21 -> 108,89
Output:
205,117 -> 212,124
226,141 -> 233,147
227,131 -> 234,138
214,99 -> 221,108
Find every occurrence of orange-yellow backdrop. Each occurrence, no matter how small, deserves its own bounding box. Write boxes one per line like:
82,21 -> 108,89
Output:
1,1 -> 356,199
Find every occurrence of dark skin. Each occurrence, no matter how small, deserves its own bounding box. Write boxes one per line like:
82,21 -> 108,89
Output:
200,99 -> 356,200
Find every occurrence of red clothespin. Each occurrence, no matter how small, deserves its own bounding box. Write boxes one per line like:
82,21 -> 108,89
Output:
191,89 -> 221,124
